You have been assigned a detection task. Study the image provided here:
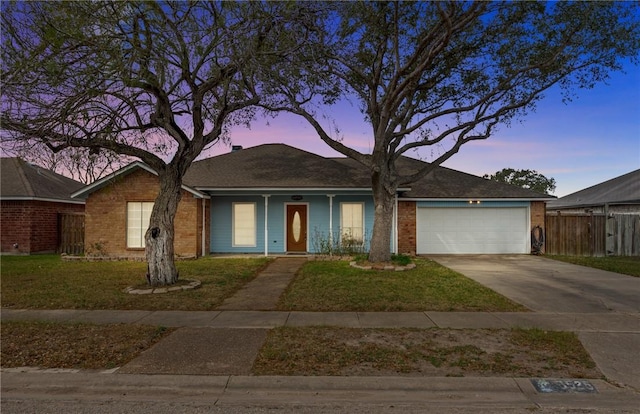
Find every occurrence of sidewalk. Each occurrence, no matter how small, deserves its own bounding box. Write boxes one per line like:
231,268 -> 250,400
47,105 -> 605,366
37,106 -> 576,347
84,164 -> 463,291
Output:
2,257 -> 640,410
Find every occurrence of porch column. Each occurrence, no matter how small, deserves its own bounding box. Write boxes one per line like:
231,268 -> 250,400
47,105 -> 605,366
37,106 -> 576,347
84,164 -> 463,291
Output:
263,195 -> 270,257
327,195 -> 335,249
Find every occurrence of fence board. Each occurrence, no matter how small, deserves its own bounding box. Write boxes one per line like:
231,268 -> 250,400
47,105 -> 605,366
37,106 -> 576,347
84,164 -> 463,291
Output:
58,213 -> 85,255
546,213 -> 639,256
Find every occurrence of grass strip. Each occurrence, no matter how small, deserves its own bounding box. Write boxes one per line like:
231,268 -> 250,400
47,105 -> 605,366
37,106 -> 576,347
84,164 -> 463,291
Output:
548,255 -> 640,277
1,321 -> 173,370
254,326 -> 600,378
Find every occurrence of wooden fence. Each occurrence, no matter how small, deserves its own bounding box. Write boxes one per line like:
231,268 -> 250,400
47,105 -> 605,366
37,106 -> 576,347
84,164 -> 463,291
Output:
546,213 -> 640,256
58,213 -> 85,255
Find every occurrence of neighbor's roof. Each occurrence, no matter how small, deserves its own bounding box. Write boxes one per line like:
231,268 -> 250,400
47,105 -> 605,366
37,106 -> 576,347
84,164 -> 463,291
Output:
0,157 -> 85,203
547,169 -> 640,209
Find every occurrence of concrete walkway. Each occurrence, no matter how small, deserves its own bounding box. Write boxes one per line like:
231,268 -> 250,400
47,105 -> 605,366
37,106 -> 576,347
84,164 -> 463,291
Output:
2,256 -> 640,411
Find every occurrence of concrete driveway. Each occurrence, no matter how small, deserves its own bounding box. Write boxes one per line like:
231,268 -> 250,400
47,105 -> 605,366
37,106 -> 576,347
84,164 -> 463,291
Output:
429,255 -> 640,313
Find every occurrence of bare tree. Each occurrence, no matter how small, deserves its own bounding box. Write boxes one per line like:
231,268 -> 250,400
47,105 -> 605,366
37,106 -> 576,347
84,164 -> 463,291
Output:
262,1 -> 640,262
1,139 -> 128,184
1,1 -> 315,285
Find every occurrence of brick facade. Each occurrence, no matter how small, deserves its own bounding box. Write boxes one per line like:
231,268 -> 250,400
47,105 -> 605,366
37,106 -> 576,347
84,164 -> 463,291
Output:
396,201 -> 547,255
1,200 -> 84,254
84,169 -> 210,258
397,201 -> 417,255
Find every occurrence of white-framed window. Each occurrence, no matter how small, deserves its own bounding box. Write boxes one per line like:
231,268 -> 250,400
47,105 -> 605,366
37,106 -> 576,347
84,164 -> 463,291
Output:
233,202 -> 256,247
127,202 -> 153,248
340,202 -> 364,243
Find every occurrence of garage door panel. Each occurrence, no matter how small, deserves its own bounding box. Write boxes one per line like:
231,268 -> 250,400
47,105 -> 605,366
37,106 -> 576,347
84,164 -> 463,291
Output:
417,207 -> 528,254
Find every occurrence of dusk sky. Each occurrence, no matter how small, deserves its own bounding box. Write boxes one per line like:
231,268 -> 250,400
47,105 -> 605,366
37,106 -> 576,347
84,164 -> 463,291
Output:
208,59 -> 639,198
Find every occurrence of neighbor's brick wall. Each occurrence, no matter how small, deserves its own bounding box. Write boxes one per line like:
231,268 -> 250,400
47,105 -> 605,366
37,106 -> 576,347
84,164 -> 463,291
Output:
397,201 -> 417,256
1,200 -> 84,254
84,169 -> 209,258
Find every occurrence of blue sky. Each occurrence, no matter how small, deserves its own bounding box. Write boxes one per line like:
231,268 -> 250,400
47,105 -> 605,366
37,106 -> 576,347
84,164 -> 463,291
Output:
215,60 -> 639,198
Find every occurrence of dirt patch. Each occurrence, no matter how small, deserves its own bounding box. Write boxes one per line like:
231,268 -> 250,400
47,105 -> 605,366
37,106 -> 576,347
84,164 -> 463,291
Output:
254,327 -> 601,378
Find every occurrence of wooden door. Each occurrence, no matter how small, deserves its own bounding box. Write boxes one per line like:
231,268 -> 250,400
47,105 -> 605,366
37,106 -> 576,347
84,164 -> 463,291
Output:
286,205 -> 307,252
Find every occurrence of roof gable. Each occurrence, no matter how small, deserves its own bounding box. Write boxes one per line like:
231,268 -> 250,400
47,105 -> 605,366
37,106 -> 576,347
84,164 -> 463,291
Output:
71,162 -> 206,199
547,169 -> 640,209
0,157 -> 85,202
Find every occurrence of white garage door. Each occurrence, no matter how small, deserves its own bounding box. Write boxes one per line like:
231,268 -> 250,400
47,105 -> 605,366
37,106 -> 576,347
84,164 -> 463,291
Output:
416,207 -> 529,254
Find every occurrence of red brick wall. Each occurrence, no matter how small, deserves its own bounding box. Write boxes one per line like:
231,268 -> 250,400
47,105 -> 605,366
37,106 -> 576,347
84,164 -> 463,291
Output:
84,169 -> 209,258
1,200 -> 84,254
397,201 -> 416,256
530,201 -> 546,254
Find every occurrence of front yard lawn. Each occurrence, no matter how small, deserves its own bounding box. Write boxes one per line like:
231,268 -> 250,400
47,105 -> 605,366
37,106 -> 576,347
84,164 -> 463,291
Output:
549,255 -> 640,277
1,255 -> 270,310
277,259 -> 526,312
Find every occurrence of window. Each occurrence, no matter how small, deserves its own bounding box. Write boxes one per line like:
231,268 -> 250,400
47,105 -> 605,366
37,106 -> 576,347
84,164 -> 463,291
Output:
127,202 -> 153,248
233,202 -> 256,247
341,202 -> 364,243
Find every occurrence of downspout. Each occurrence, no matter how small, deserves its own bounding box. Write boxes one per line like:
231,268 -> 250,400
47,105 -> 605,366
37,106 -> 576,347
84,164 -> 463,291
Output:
263,195 -> 270,257
393,192 -> 398,255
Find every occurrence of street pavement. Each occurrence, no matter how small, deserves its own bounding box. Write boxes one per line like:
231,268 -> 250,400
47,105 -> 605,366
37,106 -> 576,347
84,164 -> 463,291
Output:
2,255 -> 640,412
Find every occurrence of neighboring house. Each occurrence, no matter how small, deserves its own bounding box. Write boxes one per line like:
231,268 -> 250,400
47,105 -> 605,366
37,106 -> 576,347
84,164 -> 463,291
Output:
71,144 -> 552,257
1,157 -> 85,254
547,169 -> 640,214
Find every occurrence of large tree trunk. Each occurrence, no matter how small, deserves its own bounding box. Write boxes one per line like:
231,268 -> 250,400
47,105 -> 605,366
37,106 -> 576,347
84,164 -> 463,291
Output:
145,171 -> 182,286
368,170 -> 396,263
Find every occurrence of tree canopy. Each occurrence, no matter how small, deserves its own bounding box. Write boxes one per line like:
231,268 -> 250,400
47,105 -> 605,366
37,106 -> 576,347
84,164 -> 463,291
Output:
484,168 -> 557,195
262,1 -> 640,261
1,1 -> 318,284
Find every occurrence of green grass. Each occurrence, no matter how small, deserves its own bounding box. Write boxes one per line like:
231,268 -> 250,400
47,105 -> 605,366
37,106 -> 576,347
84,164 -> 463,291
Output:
277,258 -> 526,312
548,255 -> 640,277
1,255 -> 270,310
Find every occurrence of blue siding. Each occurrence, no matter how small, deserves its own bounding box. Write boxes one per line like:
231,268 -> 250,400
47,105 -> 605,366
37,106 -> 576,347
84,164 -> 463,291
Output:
209,193 -> 377,253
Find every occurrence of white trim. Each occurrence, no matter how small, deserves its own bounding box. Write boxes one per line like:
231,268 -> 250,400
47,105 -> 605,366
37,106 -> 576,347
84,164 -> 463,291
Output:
401,197 -> 555,202
263,195 -> 270,257
327,195 -> 335,247
71,161 -> 208,199
198,187 -> 411,192
0,196 -> 85,205
232,202 -> 257,247
284,202 -> 309,252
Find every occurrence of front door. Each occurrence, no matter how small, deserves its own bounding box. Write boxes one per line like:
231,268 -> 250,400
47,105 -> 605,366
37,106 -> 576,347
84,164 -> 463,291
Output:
286,204 -> 307,252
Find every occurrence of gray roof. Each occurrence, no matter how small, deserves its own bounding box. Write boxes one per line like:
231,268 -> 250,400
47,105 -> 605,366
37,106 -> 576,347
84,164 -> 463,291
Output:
547,169 -> 640,209
185,144 -> 371,188
184,144 -> 550,199
1,157 -> 85,203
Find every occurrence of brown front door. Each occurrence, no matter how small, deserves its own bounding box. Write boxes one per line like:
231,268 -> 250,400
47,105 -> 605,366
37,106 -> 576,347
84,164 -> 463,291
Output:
286,204 -> 307,252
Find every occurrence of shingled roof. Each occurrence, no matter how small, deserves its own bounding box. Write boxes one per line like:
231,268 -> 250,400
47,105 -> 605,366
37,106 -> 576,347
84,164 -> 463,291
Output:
1,157 -> 85,203
184,144 -> 371,189
547,169 -> 640,209
184,144 -> 550,199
